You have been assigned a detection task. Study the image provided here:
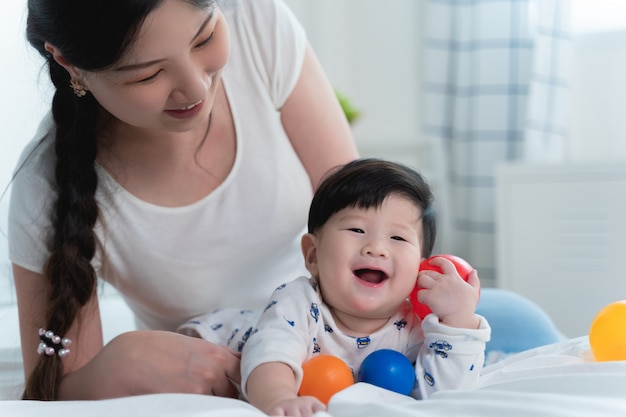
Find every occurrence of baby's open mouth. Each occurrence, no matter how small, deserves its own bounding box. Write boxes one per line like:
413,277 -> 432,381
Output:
354,269 -> 388,284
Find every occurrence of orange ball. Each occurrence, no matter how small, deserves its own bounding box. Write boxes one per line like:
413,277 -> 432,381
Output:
589,300 -> 626,362
298,355 -> 354,404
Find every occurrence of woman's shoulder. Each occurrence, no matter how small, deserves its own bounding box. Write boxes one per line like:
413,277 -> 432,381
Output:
221,0 -> 306,108
12,113 -> 57,184
222,0 -> 304,54
221,0 -> 290,20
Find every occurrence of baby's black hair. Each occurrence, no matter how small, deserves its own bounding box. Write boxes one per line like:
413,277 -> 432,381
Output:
308,158 -> 436,258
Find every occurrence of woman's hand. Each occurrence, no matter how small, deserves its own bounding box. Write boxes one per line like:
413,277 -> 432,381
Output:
59,330 -> 241,400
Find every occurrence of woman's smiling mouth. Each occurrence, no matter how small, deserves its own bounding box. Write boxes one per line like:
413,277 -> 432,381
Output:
165,99 -> 205,119
178,99 -> 203,111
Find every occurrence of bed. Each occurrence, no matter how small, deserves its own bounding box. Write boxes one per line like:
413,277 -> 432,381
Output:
1,288 -> 626,417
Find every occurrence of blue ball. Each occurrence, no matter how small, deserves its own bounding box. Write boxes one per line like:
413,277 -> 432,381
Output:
357,349 -> 416,395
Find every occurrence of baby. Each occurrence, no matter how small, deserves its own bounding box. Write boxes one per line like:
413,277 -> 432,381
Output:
241,158 -> 491,416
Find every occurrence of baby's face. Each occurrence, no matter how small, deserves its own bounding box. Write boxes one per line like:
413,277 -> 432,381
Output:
312,194 -> 424,324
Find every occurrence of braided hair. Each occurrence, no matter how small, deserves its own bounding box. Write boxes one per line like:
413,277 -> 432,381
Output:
23,0 -> 212,399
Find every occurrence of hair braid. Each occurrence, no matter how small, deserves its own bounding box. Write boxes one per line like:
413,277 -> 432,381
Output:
22,0 -> 216,400
22,59 -> 100,400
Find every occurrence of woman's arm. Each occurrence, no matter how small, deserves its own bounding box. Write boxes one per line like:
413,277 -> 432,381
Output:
58,330 -> 241,399
14,264 -> 241,399
13,264 -> 104,384
281,43 -> 359,190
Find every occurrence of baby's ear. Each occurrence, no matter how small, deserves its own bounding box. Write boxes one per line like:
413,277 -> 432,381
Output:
301,233 -> 319,276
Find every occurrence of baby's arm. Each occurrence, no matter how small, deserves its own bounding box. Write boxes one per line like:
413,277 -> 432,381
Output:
411,257 -> 491,398
412,314 -> 490,399
246,362 -> 325,417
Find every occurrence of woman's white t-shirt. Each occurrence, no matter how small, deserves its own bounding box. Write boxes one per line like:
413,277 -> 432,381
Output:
8,0 -> 312,331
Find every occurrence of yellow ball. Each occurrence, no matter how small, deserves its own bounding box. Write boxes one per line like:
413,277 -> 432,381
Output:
589,301 -> 626,362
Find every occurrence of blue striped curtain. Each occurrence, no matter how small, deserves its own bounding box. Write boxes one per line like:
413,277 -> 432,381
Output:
422,0 -> 571,286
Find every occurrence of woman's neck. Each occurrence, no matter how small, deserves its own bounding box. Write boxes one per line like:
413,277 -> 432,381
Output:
104,117 -> 212,170
96,85 -> 236,207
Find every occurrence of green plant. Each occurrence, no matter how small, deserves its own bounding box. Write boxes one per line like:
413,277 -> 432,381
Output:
335,88 -> 360,125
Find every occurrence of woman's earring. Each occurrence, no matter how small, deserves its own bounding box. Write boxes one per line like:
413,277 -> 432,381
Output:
69,79 -> 87,97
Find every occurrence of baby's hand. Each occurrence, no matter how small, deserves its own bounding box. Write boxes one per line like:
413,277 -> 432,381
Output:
416,257 -> 481,329
266,396 -> 326,417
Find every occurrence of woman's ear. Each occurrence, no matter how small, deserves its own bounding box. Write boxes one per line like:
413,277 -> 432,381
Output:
301,233 -> 319,277
44,42 -> 84,80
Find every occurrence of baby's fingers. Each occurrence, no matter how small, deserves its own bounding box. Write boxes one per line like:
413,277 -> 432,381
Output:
466,269 -> 481,292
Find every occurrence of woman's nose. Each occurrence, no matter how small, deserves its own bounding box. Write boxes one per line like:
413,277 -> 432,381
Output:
172,60 -> 210,101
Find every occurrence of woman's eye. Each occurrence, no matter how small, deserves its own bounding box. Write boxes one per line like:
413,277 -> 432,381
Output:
137,70 -> 162,83
195,32 -> 215,49
348,228 -> 365,234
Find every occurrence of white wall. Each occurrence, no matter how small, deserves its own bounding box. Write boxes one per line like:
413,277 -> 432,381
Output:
0,3 -> 51,195
0,3 -> 51,306
4,2 -> 626,196
284,0 -> 427,170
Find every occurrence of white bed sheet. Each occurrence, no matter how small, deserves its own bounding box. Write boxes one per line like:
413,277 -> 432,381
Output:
1,295 -> 626,416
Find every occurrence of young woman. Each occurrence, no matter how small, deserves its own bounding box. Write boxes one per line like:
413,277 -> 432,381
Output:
10,0 -> 357,400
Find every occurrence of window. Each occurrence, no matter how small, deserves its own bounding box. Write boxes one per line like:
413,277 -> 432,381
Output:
571,0 -> 626,33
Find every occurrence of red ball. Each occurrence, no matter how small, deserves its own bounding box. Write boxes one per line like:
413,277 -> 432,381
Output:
299,355 -> 354,404
410,254 -> 473,319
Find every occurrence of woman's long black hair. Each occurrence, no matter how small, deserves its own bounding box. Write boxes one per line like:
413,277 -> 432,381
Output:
23,0 -> 212,400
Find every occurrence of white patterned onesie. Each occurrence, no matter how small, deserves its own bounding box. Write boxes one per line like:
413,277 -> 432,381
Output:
194,276 -> 490,400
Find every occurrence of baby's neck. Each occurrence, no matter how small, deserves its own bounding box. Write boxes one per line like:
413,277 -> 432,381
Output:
329,309 -> 391,337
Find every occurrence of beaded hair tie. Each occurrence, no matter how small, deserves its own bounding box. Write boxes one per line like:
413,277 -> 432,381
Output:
37,328 -> 72,358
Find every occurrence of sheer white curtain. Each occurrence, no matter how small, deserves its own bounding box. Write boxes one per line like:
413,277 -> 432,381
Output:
422,0 -> 571,286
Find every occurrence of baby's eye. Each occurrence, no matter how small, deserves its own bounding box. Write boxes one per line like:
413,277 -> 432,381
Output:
348,228 -> 365,234
391,236 -> 407,242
